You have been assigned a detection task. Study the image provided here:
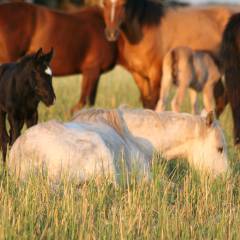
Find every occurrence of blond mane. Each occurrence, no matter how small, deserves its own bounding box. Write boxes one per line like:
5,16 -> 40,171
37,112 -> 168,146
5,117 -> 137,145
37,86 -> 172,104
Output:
72,108 -> 126,137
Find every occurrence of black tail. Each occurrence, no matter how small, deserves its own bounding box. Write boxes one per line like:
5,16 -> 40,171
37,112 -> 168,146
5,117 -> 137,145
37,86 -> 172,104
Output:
220,13 -> 240,145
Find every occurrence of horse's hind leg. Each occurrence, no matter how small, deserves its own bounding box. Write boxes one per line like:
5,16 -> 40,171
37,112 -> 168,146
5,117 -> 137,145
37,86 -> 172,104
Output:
0,111 -> 9,163
70,68 -> 100,115
203,83 -> 215,113
189,89 -> 199,114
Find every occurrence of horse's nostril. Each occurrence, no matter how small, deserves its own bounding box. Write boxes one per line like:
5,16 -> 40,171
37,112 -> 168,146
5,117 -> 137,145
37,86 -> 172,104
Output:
105,28 -> 118,41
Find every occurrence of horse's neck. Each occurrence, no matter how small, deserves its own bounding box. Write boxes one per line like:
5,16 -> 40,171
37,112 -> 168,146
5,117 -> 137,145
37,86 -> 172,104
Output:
122,110 -> 200,159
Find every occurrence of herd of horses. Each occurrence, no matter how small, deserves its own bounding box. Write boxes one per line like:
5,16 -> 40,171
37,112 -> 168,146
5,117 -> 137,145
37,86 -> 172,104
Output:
1,0 -> 240,181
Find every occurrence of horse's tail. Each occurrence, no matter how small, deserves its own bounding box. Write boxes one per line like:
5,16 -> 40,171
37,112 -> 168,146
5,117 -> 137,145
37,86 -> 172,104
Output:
220,13 -> 240,144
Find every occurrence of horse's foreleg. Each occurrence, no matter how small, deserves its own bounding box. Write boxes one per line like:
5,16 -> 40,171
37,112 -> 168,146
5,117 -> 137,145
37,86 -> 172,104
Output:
131,71 -> 152,108
70,68 -> 100,115
89,76 -> 100,106
171,85 -> 187,112
8,114 -> 24,146
189,89 -> 199,114
26,110 -> 38,128
0,111 -> 9,162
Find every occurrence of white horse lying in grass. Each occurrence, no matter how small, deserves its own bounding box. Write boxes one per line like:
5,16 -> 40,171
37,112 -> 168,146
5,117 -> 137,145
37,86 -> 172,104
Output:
8,110 -> 153,182
73,108 -> 228,176
156,46 -> 222,114
8,108 -> 228,182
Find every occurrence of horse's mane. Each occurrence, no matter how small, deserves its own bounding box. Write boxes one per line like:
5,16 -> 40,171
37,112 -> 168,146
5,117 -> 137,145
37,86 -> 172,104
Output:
125,0 -> 164,27
72,109 -> 127,138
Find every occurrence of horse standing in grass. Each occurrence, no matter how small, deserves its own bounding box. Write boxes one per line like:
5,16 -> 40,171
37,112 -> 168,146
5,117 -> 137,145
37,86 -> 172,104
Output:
0,48 -> 56,162
73,108 -> 228,176
156,47 -> 226,116
101,0 -> 235,112
220,13 -> 240,145
8,110 -> 152,182
0,2 -> 117,114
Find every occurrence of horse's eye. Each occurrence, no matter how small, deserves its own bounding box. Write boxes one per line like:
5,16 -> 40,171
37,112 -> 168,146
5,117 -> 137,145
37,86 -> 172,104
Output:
217,147 -> 223,153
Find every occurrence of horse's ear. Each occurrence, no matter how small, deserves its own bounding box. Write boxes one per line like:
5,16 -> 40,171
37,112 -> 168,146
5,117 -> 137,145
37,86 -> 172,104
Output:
42,48 -> 54,63
34,48 -> 43,60
206,111 -> 215,127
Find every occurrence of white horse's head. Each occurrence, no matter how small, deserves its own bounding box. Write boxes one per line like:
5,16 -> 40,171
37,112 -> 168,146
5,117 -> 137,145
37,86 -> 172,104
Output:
190,111 -> 228,176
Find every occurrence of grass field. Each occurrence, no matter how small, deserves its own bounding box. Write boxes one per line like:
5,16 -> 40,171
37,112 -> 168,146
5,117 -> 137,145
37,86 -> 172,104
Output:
0,67 -> 240,239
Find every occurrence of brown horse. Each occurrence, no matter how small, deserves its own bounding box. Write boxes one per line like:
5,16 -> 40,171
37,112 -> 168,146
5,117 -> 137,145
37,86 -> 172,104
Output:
220,13 -> 240,145
0,2 -> 117,114
101,0 -> 238,112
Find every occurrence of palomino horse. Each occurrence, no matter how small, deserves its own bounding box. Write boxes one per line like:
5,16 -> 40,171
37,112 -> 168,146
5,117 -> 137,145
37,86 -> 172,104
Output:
8,110 -> 152,182
0,2 -> 117,114
220,13 -> 240,145
73,108 -> 228,176
155,47 -> 226,115
101,0 -> 237,111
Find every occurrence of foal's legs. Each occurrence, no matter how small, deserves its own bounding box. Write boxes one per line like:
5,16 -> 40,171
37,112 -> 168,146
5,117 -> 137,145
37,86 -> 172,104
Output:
189,89 -> 199,114
171,84 -> 188,112
155,65 -> 172,112
71,68 -> 100,115
203,83 -> 215,113
8,114 -> 24,146
0,111 -> 9,162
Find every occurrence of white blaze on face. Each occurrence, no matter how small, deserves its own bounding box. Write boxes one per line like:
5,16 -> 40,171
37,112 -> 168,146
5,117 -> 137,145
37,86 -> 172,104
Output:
111,0 -> 117,23
45,66 -> 52,76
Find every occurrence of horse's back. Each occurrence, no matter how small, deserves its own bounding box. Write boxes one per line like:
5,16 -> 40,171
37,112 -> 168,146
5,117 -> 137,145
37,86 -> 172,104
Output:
0,3 -> 37,62
162,5 -> 234,52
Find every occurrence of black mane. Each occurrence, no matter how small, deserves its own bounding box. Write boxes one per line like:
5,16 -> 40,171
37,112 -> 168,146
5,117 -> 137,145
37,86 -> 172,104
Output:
125,0 -> 164,26
122,0 -> 164,44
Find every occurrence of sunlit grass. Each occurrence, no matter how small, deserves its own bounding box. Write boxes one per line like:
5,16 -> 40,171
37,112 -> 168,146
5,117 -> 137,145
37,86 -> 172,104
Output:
0,66 -> 239,239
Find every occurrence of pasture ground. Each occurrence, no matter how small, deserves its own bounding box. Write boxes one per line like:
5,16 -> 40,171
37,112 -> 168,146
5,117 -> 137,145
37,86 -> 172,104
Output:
0,67 -> 239,239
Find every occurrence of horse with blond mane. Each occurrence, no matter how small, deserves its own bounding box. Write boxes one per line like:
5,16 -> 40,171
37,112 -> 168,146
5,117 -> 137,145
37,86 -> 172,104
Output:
156,47 -> 226,115
101,0 -> 238,113
73,108 -> 228,176
8,108 -> 228,182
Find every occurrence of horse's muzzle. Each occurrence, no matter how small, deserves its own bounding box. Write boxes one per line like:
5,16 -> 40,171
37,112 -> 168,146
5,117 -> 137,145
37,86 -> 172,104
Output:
105,28 -> 119,42
43,94 -> 56,107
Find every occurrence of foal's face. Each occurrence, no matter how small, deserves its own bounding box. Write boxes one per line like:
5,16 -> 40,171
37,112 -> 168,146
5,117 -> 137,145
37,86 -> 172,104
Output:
102,0 -> 126,41
31,49 -> 56,106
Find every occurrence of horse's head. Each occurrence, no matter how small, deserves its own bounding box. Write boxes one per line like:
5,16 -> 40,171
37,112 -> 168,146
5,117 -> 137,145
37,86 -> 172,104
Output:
102,0 -> 126,41
27,48 -> 56,106
191,111 -> 228,176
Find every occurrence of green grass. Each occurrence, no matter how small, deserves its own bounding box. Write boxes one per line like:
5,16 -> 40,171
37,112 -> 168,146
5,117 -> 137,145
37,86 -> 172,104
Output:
0,66 -> 240,239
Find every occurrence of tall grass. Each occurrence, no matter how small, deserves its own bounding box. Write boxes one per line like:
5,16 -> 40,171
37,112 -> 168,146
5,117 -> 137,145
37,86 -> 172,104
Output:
0,67 -> 239,239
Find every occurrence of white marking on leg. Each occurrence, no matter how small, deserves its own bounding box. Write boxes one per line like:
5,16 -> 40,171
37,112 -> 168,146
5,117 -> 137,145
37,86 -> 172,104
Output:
45,66 -> 52,76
